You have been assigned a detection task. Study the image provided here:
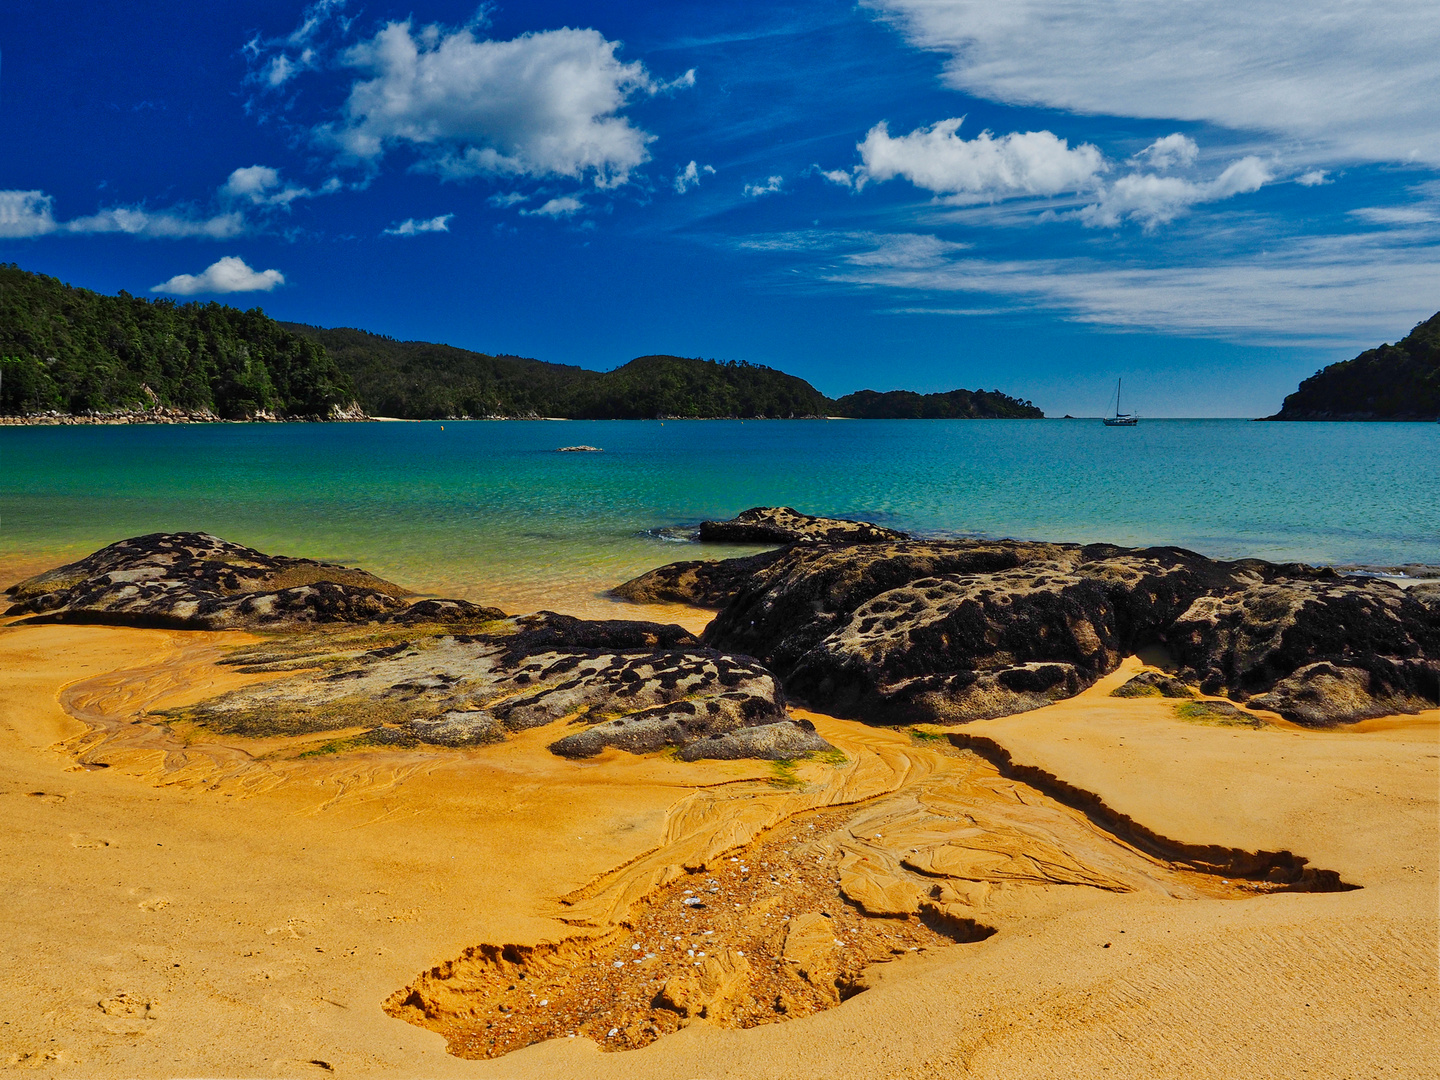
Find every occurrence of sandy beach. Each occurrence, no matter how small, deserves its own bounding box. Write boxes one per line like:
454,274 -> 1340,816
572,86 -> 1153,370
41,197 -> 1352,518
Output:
1,615 -> 1433,1078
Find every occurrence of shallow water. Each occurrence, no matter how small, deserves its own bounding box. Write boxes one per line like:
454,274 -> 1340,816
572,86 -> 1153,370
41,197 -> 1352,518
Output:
2,419 -> 1437,607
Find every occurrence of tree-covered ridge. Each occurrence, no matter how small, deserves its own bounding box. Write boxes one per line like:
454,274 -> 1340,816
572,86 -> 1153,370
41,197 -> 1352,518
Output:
566,354 -> 831,419
834,387 -> 1044,419
1269,310 -> 1440,420
282,323 -> 599,419
0,264 -> 353,418
1,264 -> 1045,421
285,327 -> 834,418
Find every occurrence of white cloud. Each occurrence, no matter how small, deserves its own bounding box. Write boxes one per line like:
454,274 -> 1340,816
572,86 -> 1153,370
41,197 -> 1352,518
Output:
488,192 -> 529,208
843,233 -> 969,269
521,196 -> 584,218
866,0 -> 1440,165
743,175 -> 785,198
854,118 -> 1105,201
1080,156 -> 1272,229
1296,170 -> 1330,187
1349,205 -> 1439,225
0,191 -> 59,237
809,226 -> 1440,344
0,190 -> 244,239
819,168 -> 854,188
382,213 -> 454,236
151,256 -> 285,296
1134,134 -> 1198,171
221,165 -> 322,207
246,0 -> 349,90
674,160 -> 715,194
321,21 -> 667,188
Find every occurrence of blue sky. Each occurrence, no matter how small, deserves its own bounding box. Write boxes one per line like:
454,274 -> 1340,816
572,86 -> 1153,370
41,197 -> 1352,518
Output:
4,1 -> 1438,416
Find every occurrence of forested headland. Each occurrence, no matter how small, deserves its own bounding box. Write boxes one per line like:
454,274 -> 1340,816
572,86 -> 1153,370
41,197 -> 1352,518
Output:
2,265 -> 1044,421
0,264 -> 353,418
1267,310 -> 1440,420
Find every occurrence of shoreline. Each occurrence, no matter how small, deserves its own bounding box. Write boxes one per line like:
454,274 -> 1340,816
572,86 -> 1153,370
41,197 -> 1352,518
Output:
0,622 -> 1432,1076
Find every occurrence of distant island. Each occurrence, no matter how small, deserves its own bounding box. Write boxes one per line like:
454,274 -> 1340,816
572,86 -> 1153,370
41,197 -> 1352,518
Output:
0,264 -> 1042,421
1266,310 -> 1439,420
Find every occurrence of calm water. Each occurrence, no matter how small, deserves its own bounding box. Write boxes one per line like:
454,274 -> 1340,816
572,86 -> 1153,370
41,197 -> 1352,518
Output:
2,419 -> 1437,608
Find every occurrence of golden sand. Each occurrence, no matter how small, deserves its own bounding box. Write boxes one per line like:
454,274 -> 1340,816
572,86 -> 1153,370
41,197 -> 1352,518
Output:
0,626 -> 1434,1077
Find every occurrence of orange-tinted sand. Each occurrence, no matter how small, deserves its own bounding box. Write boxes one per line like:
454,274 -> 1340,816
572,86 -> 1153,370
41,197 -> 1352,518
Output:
1,628 -> 1435,1077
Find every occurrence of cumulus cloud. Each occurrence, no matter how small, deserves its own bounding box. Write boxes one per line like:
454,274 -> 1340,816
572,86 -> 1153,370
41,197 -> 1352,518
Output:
488,192 -> 528,208
151,256 -> 285,295
865,0 -> 1440,165
1296,170 -> 1330,187
819,168 -> 855,188
1080,157 -> 1272,230
382,213 -> 454,236
221,165 -> 335,208
743,175 -> 785,198
1134,134 -> 1198,171
854,118 -> 1105,201
319,21 -> 669,188
521,196 -> 584,218
674,160 -> 715,194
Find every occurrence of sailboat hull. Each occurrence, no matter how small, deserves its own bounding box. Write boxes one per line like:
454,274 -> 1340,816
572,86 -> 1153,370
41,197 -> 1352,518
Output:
1103,416 -> 1139,426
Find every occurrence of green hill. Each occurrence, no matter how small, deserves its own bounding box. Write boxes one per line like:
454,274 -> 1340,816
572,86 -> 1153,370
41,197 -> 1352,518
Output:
281,323 -> 598,419
0,263 -> 1044,421
0,264 -> 353,418
282,325 -> 832,418
834,387 -> 1043,419
1268,311 -> 1440,420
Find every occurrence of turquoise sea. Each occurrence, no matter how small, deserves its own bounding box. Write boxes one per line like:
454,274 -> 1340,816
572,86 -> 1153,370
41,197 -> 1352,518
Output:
2,419 -> 1437,611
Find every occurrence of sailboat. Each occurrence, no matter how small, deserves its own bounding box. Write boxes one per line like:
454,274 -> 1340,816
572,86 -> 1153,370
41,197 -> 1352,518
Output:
1103,378 -> 1139,426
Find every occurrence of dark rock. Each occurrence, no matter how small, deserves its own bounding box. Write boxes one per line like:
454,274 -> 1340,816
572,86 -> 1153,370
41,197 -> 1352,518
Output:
1168,579 -> 1440,725
697,507 -> 910,545
4,532 -> 409,629
610,549 -> 786,608
393,598 -> 508,625
169,614 -> 830,760
1112,671 -> 1195,698
691,539 -> 1438,727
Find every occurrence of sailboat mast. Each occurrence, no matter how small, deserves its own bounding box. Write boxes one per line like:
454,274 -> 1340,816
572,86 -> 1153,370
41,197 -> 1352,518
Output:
1116,378 -> 1121,417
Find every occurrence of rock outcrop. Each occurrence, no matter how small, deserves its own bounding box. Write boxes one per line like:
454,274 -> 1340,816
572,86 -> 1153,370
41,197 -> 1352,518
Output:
697,507 -> 910,546
166,609 -> 830,760
648,539 -> 1440,727
610,549 -> 786,607
4,532 -> 411,629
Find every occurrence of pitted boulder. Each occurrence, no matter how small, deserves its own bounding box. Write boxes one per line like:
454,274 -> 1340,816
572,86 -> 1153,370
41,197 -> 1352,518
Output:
610,549 -> 786,608
4,532 -> 409,629
681,538 -> 1438,726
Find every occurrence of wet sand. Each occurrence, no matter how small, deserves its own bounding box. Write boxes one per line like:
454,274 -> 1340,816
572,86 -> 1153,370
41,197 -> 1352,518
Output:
0,627 -> 1434,1077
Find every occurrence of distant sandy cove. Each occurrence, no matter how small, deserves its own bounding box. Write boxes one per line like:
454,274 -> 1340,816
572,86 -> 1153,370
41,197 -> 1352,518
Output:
0,621 -> 1435,1078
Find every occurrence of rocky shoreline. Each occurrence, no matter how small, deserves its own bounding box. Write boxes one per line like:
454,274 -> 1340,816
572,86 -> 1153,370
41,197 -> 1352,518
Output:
0,401 -> 371,425
7,511 -> 1437,757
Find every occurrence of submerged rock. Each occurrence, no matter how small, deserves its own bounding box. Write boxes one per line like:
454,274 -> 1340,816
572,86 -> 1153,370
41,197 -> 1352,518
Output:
697,507 -> 910,545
